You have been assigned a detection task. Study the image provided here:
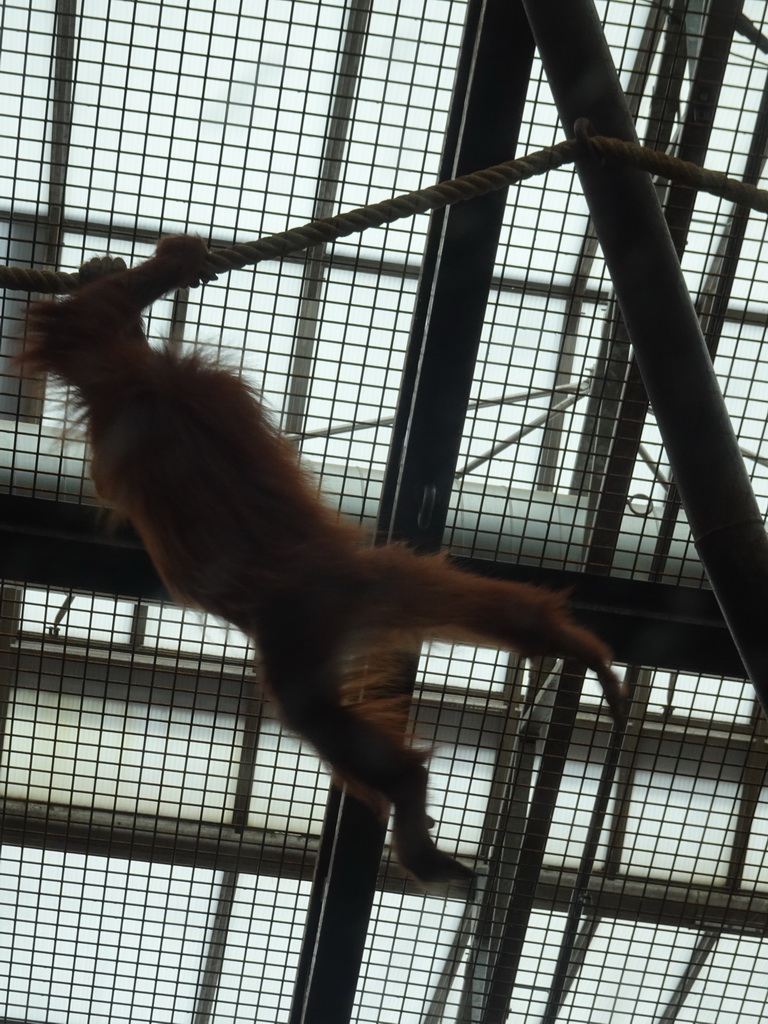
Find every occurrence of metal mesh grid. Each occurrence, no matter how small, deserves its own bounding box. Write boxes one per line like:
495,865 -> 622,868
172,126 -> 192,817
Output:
445,1 -> 768,589
2,0 -> 768,1022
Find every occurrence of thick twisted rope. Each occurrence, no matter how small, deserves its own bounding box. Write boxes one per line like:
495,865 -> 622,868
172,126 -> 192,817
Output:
2,132 -> 767,294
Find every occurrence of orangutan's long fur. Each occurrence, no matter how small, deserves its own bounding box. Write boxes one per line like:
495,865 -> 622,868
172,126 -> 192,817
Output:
21,235 -> 626,883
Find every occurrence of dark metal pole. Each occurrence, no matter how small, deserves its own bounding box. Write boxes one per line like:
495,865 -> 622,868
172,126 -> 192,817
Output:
294,3 -> 536,1022
521,0 -> 768,715
377,3 -> 535,549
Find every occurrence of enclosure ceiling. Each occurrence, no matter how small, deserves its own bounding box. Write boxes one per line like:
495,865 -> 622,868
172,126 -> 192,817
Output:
2,1 -> 768,1023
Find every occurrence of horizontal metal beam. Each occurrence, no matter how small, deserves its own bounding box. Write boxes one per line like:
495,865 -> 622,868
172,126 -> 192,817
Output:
460,557 -> 744,680
0,494 -> 166,599
0,798 -> 471,904
5,799 -> 762,936
0,799 -> 316,877
536,866 -> 768,937
0,494 -> 744,677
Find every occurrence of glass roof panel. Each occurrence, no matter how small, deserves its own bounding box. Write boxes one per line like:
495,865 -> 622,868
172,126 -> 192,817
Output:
0,847 -> 218,1023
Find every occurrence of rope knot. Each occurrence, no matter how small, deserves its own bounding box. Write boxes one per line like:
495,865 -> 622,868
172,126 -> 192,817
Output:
574,118 -> 604,164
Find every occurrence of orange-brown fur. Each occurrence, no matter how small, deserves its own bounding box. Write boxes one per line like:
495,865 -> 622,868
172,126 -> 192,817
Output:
21,236 -> 626,883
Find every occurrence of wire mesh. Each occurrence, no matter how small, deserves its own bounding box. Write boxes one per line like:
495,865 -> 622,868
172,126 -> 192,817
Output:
2,1 -> 768,1023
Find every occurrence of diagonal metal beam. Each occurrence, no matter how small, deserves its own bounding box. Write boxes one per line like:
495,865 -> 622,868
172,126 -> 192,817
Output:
656,931 -> 718,1024
566,0 -> 695,508
646,44 -> 768,583
569,0 -> 750,941
541,717 -> 626,1022
478,665 -> 589,1024
456,656 -> 536,1024
475,4 -> 760,1022
455,385 -> 589,479
536,0 -> 667,493
523,0 -> 768,709
573,0 -> 743,574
